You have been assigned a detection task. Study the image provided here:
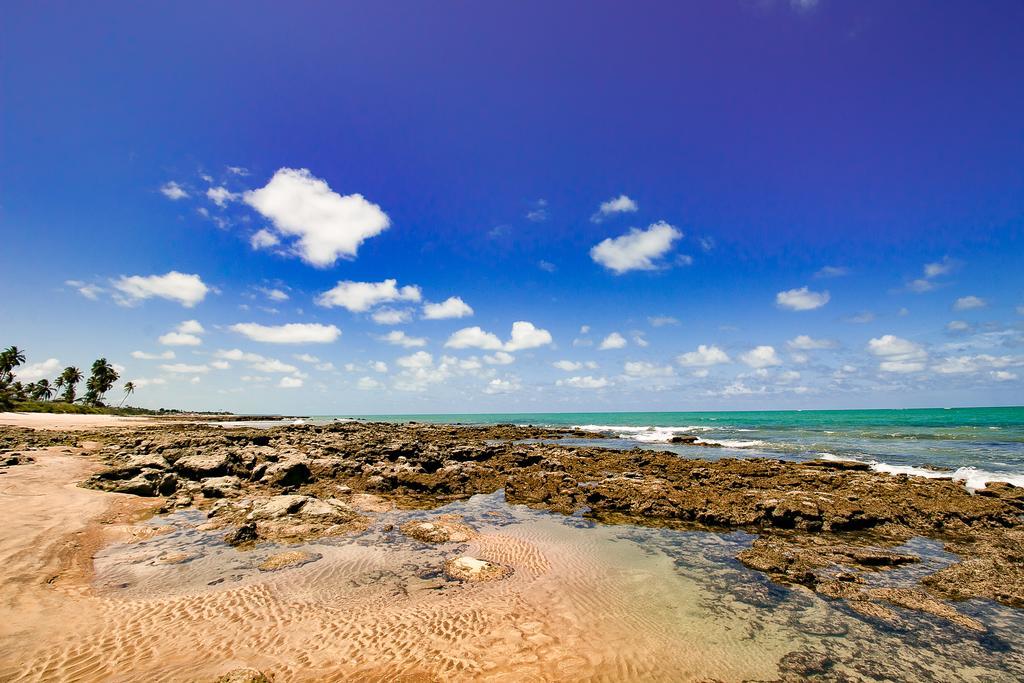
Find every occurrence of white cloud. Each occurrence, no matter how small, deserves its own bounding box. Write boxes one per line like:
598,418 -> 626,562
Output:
65,280 -> 104,300
13,358 -> 61,382
445,327 -> 504,351
484,378 -> 521,394
538,260 -> 557,273
557,375 -> 610,389
160,363 -> 210,374
677,344 -> 730,367
357,376 -> 382,390
504,321 -> 553,352
372,308 -> 411,325
379,330 -> 427,348
445,321 -> 552,353
396,351 -> 434,369
787,335 -> 836,350
845,311 -> 876,324
953,295 -> 986,311
278,376 -> 303,389
422,296 -> 474,320
230,322 -> 341,344
815,266 -> 849,278
158,332 -> 202,346
244,168 -> 390,267
250,229 -> 280,250
525,199 -> 548,222
591,194 -> 638,222
623,361 -> 674,378
316,279 -> 421,312
924,257 -> 956,279
776,286 -> 830,311
174,319 -> 203,334
131,350 -> 175,360
370,361 -> 389,373
252,358 -> 300,374
648,316 -> 679,327
740,346 -> 782,368
552,360 -> 583,371
598,332 -> 627,350
483,351 -> 515,365
131,377 -> 166,389
947,320 -> 971,332
113,271 -> 209,308
160,181 -> 188,200
206,186 -> 237,207
992,371 -> 1018,382
867,335 -> 927,373
294,353 -> 319,363
933,354 -> 1023,375
908,278 -> 936,293
210,360 -> 231,370
590,221 -> 682,274
258,288 -> 289,302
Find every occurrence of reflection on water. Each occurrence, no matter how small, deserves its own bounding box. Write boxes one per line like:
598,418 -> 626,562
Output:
94,491 -> 1024,682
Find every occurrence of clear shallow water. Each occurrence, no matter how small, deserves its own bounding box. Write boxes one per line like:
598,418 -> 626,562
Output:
92,490 -> 1024,681
323,407 -> 1024,490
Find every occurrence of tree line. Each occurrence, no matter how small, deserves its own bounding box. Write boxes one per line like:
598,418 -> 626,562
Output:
0,346 -> 134,411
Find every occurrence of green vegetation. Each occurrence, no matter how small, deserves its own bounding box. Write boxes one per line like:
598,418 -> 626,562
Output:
9,400 -> 172,416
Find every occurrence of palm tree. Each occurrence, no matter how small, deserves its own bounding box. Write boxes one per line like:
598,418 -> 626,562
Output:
31,379 -> 54,401
84,358 -> 119,406
59,366 -> 83,403
118,381 -> 135,407
0,346 -> 26,384
53,375 -> 65,399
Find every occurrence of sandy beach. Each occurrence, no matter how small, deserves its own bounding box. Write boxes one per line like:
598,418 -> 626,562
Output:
1,419 -> 1022,681
0,412 -> 163,430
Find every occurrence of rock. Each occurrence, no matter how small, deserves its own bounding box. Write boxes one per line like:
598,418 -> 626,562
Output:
201,476 -> 242,498
443,556 -> 513,582
174,452 -> 230,479
257,550 -> 321,571
225,522 -> 258,547
400,518 -> 474,543
777,650 -> 832,680
247,495 -> 313,521
125,453 -> 170,470
668,435 -> 698,444
260,458 -> 311,488
215,669 -> 272,683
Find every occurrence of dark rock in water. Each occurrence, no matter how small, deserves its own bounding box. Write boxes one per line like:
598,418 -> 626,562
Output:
224,522 -> 258,547
214,669 -> 272,683
777,650 -> 833,680
804,458 -> 871,472
669,435 -> 698,444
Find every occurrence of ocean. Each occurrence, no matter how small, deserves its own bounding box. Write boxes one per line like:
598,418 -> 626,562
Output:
316,407 -> 1024,491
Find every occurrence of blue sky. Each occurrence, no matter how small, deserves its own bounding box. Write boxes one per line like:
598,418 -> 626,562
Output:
2,1 -> 1022,414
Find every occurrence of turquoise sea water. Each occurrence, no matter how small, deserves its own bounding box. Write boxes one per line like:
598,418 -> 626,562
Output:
315,407 -> 1024,489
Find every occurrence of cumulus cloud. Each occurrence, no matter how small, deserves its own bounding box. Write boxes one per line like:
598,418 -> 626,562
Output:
623,361 -> 674,378
924,257 -> 957,279
992,371 -> 1018,382
740,345 -> 782,368
591,194 -> 638,222
13,358 -> 61,382
598,332 -> 627,350
371,308 -> 411,325
947,320 -> 971,333
484,351 -> 515,365
244,168 -> 390,267
250,228 -> 280,250
65,280 -> 104,300
177,320 -> 204,334
422,296 -> 474,320
230,322 -> 341,344
379,330 -> 428,348
590,221 -> 682,274
131,377 -> 166,389
676,344 -> 730,367
867,335 -> 927,373
953,295 -> 986,311
932,354 -> 1023,375
113,271 -> 209,308
484,378 -> 522,394
316,279 -> 421,312
160,363 -> 210,374
357,376 -> 383,390
552,360 -> 597,371
787,335 -> 836,350
396,351 -> 434,369
160,181 -> 188,200
557,375 -> 610,389
256,288 -> 289,302
131,350 -> 175,360
159,332 -> 202,346
278,376 -> 303,389
445,322 -> 552,353
206,186 -> 237,207
776,286 -> 830,311
648,316 -> 679,327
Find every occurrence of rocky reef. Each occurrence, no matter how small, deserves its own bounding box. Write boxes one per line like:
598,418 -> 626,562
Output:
5,420 -> 1022,631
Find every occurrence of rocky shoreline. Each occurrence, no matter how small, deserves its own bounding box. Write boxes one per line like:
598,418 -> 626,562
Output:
3,419 -> 1022,636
